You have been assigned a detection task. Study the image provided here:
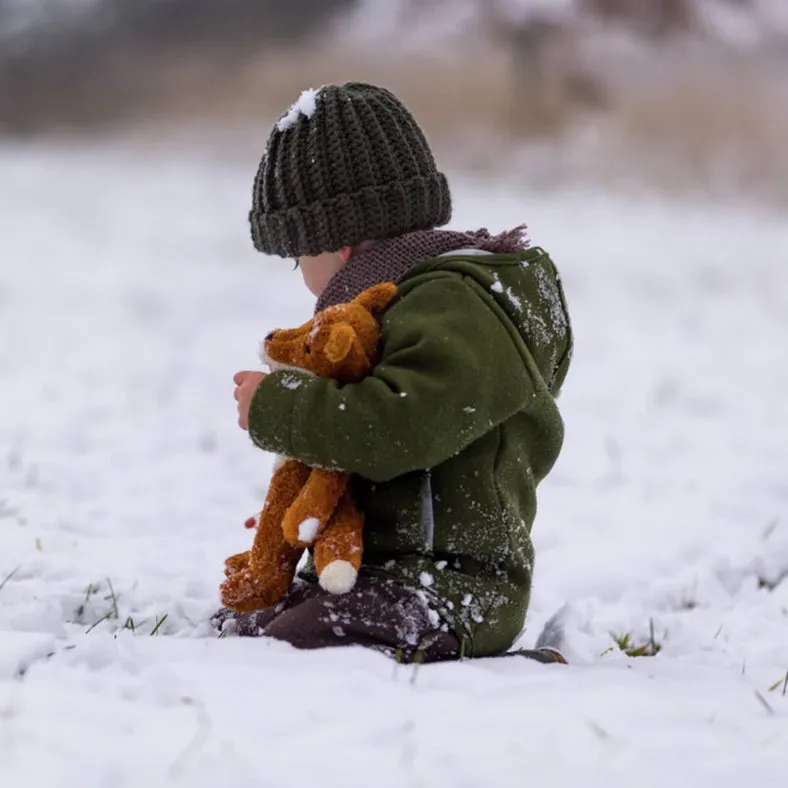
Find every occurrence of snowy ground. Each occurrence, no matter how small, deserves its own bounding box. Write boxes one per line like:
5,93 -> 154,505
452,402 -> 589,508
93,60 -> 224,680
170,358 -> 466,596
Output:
1,140 -> 787,787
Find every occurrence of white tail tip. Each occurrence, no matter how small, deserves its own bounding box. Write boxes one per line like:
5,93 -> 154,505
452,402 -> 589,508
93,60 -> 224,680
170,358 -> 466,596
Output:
319,561 -> 358,594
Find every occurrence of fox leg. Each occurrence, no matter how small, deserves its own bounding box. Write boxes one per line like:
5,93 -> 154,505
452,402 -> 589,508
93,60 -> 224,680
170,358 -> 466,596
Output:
281,469 -> 349,548
313,491 -> 364,595
224,550 -> 251,577
220,460 -> 311,612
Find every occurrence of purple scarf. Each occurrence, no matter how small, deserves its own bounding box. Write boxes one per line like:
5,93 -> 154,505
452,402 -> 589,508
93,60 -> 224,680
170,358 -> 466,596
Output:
315,225 -> 530,312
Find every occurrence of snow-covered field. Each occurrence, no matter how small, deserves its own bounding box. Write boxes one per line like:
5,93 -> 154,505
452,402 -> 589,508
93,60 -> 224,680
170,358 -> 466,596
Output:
1,140 -> 787,787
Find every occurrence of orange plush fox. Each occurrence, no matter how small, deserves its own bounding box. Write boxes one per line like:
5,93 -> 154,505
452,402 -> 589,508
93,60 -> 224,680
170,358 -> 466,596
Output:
220,283 -> 398,613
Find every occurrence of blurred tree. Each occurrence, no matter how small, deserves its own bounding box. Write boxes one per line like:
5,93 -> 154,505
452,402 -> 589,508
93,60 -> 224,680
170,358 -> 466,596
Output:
583,0 -> 697,39
478,0 -> 608,136
102,0 -> 355,52
0,0 -> 356,133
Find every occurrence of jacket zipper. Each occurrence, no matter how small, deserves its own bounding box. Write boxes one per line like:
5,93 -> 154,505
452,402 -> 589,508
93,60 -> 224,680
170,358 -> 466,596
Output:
420,470 -> 435,553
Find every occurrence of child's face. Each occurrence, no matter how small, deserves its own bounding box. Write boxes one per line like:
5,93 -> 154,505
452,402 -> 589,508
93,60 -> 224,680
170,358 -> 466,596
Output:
298,249 -> 349,297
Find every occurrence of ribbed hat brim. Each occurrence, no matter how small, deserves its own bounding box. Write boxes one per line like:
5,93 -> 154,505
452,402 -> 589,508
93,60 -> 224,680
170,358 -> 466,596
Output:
250,172 -> 452,258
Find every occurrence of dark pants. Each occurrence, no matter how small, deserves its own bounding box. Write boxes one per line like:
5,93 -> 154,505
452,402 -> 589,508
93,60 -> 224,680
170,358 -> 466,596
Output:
211,575 -> 460,663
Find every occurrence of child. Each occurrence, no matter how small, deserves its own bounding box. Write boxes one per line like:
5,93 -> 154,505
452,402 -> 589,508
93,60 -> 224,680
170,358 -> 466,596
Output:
214,82 -> 573,664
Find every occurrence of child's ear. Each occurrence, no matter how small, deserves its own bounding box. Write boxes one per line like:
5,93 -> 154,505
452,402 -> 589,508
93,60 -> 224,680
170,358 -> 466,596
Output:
352,283 -> 398,315
324,324 -> 357,364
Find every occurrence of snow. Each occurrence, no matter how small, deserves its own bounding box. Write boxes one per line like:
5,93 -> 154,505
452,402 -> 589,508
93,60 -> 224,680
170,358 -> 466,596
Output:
278,373 -> 303,390
298,518 -> 320,543
1,140 -> 788,787
275,88 -> 322,132
695,0 -> 763,49
505,286 -> 523,312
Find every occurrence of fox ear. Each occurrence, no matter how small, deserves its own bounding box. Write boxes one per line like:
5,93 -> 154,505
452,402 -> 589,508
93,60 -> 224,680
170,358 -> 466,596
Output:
324,324 -> 357,364
352,283 -> 398,316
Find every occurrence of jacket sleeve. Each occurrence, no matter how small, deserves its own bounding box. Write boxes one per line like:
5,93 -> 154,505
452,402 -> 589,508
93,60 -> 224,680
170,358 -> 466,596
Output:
247,274 -> 535,483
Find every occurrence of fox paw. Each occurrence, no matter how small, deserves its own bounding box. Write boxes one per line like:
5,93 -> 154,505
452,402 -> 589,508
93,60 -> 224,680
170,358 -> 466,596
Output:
220,571 -> 282,613
318,560 -> 358,595
224,551 -> 251,578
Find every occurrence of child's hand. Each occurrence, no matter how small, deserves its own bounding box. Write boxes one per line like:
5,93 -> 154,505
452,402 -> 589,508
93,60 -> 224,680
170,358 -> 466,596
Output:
233,371 -> 267,430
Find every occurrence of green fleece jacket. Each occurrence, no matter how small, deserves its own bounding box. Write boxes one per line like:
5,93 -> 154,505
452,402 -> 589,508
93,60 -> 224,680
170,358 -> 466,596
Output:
247,246 -> 573,656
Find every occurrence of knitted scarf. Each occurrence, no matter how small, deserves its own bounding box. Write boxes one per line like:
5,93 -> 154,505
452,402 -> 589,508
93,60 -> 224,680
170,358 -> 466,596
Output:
315,225 -> 530,313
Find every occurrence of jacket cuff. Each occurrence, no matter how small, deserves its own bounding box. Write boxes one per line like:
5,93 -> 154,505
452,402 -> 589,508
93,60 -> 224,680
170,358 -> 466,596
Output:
246,370 -> 312,455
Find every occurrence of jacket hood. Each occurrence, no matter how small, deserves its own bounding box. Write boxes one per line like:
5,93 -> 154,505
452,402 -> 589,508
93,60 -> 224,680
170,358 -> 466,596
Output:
406,246 -> 573,396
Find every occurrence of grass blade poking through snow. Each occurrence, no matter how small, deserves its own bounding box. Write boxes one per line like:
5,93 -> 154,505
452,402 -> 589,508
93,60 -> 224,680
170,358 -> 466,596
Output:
0,565 -> 21,593
104,578 -> 120,620
150,614 -> 168,636
86,610 -> 114,634
754,691 -> 776,716
610,618 -> 663,658
767,670 -> 788,696
74,583 -> 100,623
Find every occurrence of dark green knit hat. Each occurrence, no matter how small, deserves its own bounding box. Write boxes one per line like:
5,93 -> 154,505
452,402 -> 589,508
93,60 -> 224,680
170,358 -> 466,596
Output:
249,82 -> 452,258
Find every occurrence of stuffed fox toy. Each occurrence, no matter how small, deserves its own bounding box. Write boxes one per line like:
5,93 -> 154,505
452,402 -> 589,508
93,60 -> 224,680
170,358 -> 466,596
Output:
220,282 -> 398,613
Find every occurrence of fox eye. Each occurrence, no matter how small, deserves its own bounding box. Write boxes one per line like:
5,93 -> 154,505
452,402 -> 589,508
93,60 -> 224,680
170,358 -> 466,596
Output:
304,345 -> 311,355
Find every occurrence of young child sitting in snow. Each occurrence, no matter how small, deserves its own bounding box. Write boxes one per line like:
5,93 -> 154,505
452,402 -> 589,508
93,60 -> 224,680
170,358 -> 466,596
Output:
213,82 -> 573,663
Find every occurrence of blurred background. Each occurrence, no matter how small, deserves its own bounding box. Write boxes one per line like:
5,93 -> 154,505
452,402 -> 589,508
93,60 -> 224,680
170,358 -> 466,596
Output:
3,9 -> 788,764
2,0 -> 788,202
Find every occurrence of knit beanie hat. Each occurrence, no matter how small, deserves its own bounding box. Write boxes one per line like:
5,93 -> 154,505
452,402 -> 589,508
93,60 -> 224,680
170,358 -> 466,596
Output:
249,82 -> 452,258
